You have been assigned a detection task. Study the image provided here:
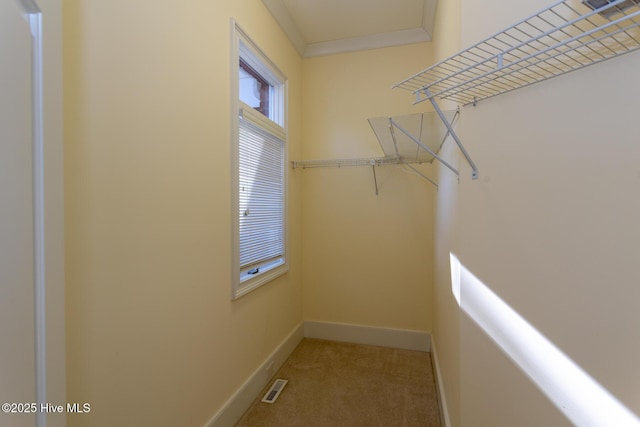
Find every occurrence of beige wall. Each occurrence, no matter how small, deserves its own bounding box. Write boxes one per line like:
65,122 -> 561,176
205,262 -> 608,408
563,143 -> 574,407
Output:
300,44 -> 437,332
63,1 -> 302,426
432,144 -> 463,427
62,0 -> 640,425
432,0 -> 640,425
429,1 -> 463,426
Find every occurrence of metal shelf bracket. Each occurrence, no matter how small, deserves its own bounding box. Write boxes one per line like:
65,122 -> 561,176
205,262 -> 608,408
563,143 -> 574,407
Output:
370,159 -> 379,195
424,89 -> 478,180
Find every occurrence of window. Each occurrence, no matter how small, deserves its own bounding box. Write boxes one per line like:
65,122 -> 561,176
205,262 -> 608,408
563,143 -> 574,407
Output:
231,22 -> 288,299
239,59 -> 270,117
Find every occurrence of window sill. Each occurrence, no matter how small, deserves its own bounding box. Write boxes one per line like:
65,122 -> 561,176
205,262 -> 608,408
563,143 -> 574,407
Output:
233,259 -> 287,300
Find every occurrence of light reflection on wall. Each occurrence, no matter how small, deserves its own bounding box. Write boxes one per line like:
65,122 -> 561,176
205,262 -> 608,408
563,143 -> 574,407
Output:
449,253 -> 640,427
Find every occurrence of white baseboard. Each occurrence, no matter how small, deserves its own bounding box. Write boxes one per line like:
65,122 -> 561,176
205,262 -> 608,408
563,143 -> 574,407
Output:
303,320 -> 431,352
431,339 -> 451,427
205,322 -> 304,427
205,321 -> 431,427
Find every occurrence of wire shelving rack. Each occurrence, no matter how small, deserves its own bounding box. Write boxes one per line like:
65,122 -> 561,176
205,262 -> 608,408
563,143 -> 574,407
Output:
291,110 -> 459,193
393,0 -> 640,179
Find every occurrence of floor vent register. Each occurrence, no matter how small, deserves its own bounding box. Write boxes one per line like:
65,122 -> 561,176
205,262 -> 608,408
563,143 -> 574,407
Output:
261,379 -> 288,404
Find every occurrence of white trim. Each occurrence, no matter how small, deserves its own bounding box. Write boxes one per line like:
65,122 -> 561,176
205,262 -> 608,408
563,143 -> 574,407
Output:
230,19 -> 241,299
430,338 -> 451,427
261,0 -> 306,56
239,102 -> 286,141
204,323 -> 304,427
37,1 -> 65,425
262,0 -> 436,58
205,322 -> 431,426
20,3 -> 48,426
303,320 -> 431,352
303,28 -> 432,58
230,19 -> 290,300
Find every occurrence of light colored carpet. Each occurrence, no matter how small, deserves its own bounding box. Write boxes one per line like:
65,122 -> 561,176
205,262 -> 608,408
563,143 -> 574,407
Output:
235,338 -> 441,427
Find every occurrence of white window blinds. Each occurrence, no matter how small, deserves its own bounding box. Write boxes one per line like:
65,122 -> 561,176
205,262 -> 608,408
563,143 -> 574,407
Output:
238,106 -> 285,272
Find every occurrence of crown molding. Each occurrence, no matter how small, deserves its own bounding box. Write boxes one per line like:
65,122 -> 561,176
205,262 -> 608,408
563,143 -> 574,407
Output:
262,0 -> 437,58
261,0 -> 307,56
304,28 -> 431,58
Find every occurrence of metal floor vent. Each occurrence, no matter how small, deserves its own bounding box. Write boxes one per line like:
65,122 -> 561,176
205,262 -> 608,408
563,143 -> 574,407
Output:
261,379 -> 288,404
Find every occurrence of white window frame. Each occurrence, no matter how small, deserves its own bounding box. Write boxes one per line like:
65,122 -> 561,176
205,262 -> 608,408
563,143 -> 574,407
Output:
231,20 -> 288,299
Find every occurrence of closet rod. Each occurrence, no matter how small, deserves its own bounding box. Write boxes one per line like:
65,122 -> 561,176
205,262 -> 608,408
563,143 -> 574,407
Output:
291,155 -> 439,191
291,155 -> 425,169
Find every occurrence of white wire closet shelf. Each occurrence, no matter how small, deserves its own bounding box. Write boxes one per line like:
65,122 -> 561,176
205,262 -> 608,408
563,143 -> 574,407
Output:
291,110 -> 459,192
391,0 -> 640,180
291,110 -> 457,169
394,0 -> 640,106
